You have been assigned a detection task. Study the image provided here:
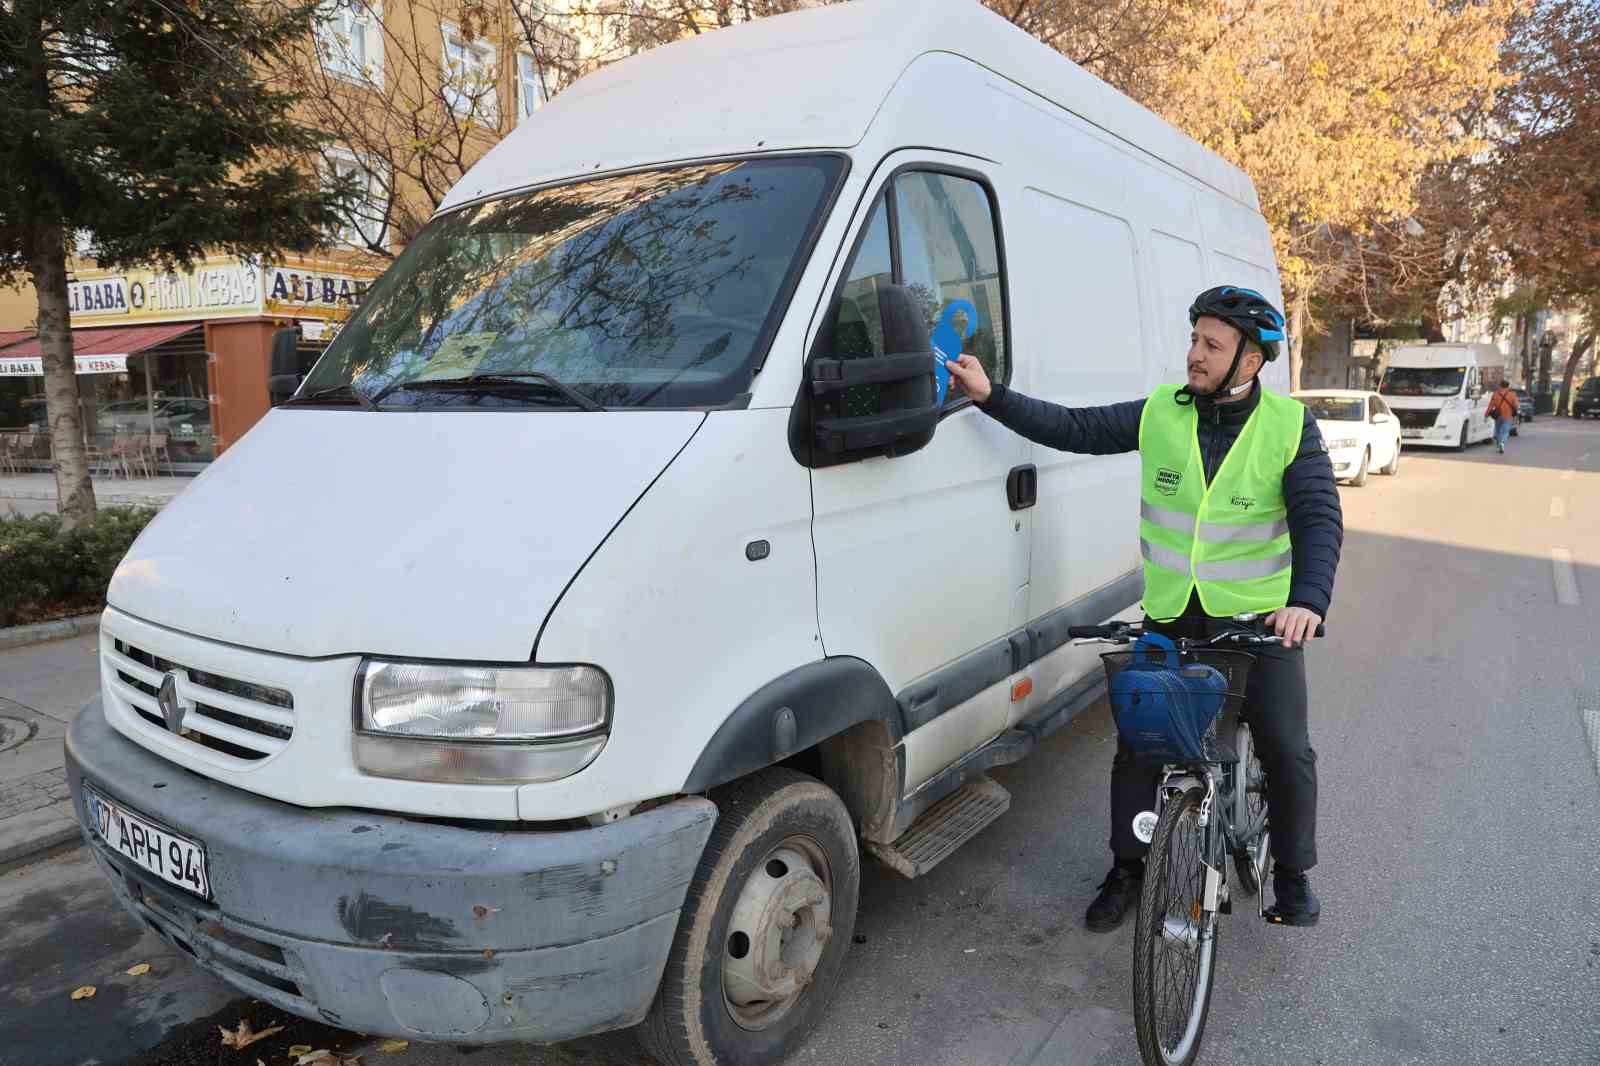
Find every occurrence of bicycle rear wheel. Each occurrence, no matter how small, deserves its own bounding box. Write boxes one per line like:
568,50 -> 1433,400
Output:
1132,785 -> 1218,1066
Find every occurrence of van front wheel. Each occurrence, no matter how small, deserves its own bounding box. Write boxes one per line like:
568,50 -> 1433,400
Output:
640,768 -> 860,1066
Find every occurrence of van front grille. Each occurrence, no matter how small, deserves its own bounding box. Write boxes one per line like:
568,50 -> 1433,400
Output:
108,639 -> 295,762
1393,408 -> 1439,430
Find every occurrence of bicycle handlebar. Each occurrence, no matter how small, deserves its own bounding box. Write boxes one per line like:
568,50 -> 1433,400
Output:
1066,620 -> 1326,645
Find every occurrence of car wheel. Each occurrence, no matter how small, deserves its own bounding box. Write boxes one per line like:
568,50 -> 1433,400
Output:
1456,423 -> 1469,452
640,768 -> 860,1066
1380,440 -> 1400,475
1351,449 -> 1370,487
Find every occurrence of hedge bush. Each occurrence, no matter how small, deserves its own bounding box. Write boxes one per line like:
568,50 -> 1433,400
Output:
0,506 -> 159,627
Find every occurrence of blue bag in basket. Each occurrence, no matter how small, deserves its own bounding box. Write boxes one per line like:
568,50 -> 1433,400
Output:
1108,632 -> 1230,761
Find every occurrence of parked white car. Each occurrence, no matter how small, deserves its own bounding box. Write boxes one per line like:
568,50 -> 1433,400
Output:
1294,389 -> 1402,486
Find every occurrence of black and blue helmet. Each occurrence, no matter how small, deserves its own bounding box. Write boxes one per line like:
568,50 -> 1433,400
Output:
1188,286 -> 1286,361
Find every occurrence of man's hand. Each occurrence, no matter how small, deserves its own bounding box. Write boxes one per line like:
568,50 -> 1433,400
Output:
945,354 -> 992,405
1264,606 -> 1321,648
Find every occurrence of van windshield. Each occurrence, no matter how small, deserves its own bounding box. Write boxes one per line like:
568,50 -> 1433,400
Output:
1380,366 -> 1465,397
301,156 -> 843,409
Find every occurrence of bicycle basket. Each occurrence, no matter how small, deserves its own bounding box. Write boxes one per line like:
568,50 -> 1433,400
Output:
1100,633 -> 1255,762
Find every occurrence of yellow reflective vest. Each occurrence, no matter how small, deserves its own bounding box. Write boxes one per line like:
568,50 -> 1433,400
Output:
1137,384 -> 1305,619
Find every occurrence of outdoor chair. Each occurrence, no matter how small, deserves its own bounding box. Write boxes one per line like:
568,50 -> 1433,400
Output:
148,432 -> 173,476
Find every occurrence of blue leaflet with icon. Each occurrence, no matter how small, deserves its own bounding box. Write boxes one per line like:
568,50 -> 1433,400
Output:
930,299 -> 977,406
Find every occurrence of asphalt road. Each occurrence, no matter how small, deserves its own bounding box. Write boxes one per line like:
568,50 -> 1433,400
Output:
3,417 -> 1597,1066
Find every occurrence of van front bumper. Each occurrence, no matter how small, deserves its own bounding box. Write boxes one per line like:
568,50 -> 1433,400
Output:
65,700 -> 716,1044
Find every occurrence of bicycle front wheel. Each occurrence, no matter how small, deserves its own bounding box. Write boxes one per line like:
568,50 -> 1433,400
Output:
1132,785 -> 1219,1066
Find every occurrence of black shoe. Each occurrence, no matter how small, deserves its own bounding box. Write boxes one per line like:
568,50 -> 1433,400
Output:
1085,865 -> 1142,932
1264,868 -> 1321,927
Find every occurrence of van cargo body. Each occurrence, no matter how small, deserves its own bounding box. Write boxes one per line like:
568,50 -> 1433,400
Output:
66,0 -> 1289,1058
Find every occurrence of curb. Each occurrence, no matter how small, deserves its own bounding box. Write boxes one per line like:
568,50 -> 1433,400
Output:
0,490 -> 175,507
0,613 -> 101,652
0,802 -> 82,873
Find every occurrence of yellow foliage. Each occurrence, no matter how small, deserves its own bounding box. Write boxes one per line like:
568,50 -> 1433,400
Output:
1123,0 -> 1522,294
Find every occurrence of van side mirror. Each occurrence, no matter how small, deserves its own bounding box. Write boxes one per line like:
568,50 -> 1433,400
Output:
268,326 -> 302,405
1469,384 -> 1483,400
1372,412 -> 1393,425
805,285 -> 940,461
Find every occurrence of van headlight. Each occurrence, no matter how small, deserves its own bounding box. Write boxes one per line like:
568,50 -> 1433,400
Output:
353,661 -> 610,784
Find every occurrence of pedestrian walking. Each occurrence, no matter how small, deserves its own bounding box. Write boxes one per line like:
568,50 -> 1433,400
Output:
1486,379 -> 1519,454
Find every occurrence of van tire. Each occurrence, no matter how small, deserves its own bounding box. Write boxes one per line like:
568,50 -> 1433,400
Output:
1350,449 -> 1369,487
1456,423 -> 1468,452
640,768 -> 860,1066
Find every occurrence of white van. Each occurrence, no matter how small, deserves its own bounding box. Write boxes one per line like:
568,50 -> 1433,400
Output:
1378,342 -> 1503,449
65,1 -> 1288,1061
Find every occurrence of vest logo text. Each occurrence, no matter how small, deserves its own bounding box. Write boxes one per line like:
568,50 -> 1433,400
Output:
1230,494 -> 1257,510
1154,468 -> 1182,496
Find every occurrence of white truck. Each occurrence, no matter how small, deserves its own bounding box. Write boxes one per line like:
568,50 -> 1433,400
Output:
1378,342 -> 1502,450
65,1 -> 1290,1062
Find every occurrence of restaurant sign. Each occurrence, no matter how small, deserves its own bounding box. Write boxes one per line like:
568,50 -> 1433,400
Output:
0,354 -> 128,376
67,259 -> 377,326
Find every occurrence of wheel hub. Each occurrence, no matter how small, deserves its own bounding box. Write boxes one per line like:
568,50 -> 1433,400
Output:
722,842 -> 833,1030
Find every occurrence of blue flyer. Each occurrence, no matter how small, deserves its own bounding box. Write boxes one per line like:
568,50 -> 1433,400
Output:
930,299 -> 977,405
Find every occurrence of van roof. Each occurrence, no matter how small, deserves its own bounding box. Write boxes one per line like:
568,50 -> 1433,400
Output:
440,0 -> 1258,213
1385,342 -> 1504,366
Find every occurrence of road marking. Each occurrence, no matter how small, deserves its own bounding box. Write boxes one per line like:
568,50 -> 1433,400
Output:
1551,497 -> 1567,518
1552,548 -> 1580,606
1582,704 -> 1600,782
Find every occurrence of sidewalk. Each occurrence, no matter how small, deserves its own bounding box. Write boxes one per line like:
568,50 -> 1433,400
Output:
0,471 -> 190,511
0,632 -> 100,866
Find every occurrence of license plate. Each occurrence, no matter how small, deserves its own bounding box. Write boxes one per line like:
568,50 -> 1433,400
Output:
84,785 -> 210,898
1402,429 -> 1424,438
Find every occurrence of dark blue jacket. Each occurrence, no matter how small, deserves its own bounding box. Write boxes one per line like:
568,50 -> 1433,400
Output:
979,381 -> 1343,618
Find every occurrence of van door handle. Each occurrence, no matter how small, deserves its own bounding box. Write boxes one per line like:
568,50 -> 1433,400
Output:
1006,464 -> 1037,511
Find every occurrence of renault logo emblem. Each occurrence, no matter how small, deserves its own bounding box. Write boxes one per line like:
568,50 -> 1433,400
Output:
157,672 -> 187,734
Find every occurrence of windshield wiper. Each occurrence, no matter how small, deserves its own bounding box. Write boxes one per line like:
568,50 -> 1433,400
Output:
372,371 -> 605,411
283,383 -> 378,411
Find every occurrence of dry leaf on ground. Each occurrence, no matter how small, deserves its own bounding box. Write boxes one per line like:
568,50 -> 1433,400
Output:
378,1040 -> 409,1053
218,1019 -> 284,1049
293,1051 -> 335,1065
288,1046 -> 314,1058
125,963 -> 152,976
70,986 -> 96,1001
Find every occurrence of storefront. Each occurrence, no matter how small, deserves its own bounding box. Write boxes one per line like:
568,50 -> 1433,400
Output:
0,256 -> 379,471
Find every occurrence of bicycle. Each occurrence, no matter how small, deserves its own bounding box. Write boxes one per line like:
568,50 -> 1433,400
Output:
1066,615 -> 1324,1066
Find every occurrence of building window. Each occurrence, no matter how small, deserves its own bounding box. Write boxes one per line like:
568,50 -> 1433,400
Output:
442,22 -> 498,125
516,51 -> 544,123
316,1 -> 383,86
325,149 -> 388,250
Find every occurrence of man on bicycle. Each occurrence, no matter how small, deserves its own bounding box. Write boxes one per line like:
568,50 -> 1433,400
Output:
944,286 -> 1342,929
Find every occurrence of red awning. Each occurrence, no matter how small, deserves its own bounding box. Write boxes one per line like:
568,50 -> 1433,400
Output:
0,331 -> 31,351
0,322 -> 200,360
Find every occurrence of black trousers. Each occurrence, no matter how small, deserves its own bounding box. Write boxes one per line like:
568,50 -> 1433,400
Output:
1108,615 -> 1319,872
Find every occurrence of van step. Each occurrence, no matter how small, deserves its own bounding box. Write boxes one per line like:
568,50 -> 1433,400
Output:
866,775 -> 1011,879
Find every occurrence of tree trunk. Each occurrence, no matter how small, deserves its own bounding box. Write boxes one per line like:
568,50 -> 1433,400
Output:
1288,288 -> 1307,393
1557,332 -> 1594,417
28,224 -> 96,528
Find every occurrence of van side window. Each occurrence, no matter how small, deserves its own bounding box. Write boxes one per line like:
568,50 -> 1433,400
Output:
830,195 -> 893,361
821,170 -> 1008,414
894,173 -> 1007,403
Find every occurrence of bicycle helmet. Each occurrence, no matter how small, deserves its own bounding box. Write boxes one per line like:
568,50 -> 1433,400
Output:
1182,286 -> 1288,402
